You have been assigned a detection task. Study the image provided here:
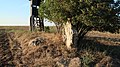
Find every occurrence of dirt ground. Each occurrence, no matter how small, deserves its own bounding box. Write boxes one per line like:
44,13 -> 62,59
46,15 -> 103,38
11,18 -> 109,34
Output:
0,28 -> 120,67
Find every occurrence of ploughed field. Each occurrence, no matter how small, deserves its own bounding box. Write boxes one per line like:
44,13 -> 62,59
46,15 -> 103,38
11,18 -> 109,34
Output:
0,26 -> 120,67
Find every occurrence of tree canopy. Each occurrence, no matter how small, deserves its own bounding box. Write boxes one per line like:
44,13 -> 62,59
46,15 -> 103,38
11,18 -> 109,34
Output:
39,0 -> 120,33
38,0 -> 120,48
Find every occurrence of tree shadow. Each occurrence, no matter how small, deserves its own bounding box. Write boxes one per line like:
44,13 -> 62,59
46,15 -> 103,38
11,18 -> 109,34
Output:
77,36 -> 120,59
87,36 -> 120,42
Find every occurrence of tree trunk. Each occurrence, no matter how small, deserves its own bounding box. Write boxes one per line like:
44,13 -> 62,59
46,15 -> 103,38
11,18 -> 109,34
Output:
62,19 -> 92,49
55,24 -> 63,34
62,21 -> 78,49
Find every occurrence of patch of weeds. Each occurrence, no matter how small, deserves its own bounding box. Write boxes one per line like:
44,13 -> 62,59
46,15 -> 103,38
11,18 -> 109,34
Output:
80,50 -> 95,67
78,45 -> 107,67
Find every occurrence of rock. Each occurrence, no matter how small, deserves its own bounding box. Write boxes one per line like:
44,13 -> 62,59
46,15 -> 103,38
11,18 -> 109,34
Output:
96,56 -> 112,67
56,62 -> 64,67
69,57 -> 81,67
96,56 -> 120,67
29,37 -> 45,46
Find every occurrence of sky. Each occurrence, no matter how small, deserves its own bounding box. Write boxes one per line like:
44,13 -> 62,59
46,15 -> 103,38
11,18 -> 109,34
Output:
0,0 -> 118,26
0,0 -> 30,26
0,0 -> 54,26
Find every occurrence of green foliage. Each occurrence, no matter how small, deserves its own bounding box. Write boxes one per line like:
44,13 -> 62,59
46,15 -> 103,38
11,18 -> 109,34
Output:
44,26 -> 57,33
44,26 -> 50,33
38,0 -> 120,46
39,0 -> 120,33
81,51 -> 95,67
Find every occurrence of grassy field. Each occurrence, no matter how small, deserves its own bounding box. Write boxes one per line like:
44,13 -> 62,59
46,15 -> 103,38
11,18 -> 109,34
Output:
0,26 -> 120,67
0,26 -> 57,33
0,26 -> 29,30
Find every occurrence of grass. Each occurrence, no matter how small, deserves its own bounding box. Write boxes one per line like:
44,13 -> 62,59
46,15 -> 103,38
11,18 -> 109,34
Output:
0,26 -> 120,66
0,26 -> 29,30
0,26 -> 57,33
44,26 -> 57,33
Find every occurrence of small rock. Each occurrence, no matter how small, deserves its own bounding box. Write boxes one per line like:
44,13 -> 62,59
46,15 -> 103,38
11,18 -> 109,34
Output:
69,57 -> 81,67
96,56 -> 112,67
96,56 -> 120,67
29,37 -> 45,46
56,62 -> 64,67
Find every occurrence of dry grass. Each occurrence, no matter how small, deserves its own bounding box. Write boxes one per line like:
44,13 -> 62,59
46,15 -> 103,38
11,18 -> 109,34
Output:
0,26 -> 120,67
0,26 -> 29,31
87,31 -> 120,39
